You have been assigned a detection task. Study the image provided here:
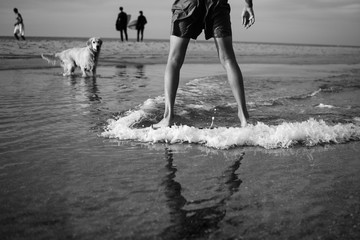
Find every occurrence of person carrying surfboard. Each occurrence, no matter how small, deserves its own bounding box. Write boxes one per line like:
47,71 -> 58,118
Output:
116,7 -> 129,41
136,11 -> 147,42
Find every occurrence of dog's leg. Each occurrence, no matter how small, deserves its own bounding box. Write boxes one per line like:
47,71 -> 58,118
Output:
81,68 -> 88,77
63,63 -> 75,76
62,64 -> 69,76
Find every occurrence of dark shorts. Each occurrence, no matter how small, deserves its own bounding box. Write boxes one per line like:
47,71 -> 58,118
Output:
171,0 -> 231,40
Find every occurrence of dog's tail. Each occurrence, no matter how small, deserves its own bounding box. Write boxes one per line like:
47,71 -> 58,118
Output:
41,53 -> 60,65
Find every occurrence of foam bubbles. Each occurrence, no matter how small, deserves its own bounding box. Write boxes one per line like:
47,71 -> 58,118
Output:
102,108 -> 360,149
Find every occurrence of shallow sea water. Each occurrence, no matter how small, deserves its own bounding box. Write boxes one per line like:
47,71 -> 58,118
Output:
1,56 -> 360,238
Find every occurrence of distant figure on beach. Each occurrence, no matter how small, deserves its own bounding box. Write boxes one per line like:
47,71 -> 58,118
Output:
116,7 -> 128,41
13,8 -> 25,41
154,0 -> 255,128
136,11 -> 147,42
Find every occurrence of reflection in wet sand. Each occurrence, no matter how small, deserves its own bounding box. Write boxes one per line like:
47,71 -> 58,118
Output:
160,148 -> 244,239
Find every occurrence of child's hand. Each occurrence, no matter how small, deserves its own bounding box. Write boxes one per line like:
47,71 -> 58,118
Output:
242,7 -> 255,29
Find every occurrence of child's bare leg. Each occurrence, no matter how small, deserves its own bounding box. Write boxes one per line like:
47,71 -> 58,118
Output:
214,36 -> 249,127
153,36 -> 190,128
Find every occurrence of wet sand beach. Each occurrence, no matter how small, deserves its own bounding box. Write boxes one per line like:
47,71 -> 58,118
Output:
0,37 -> 360,239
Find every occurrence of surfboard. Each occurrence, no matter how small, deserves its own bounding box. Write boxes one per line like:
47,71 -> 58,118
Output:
128,20 -> 138,30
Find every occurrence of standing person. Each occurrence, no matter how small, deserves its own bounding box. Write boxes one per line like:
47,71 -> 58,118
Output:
136,11 -> 147,42
154,0 -> 255,128
13,8 -> 25,41
116,7 -> 128,41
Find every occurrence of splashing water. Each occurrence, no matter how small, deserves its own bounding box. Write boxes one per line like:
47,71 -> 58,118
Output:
102,63 -> 360,149
101,97 -> 360,149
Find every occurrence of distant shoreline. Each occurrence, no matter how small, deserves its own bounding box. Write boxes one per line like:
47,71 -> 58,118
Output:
0,35 -> 359,48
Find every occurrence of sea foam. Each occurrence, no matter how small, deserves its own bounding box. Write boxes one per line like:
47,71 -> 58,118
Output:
101,103 -> 360,149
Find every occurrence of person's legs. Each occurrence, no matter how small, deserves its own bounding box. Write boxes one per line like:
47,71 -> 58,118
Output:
14,26 -> 20,40
20,24 -> 25,40
214,36 -> 249,127
120,30 -> 124,41
124,29 -> 128,41
140,28 -> 144,41
154,35 -> 190,128
137,30 -> 140,42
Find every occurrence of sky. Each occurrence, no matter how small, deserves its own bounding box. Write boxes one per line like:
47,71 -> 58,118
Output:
0,0 -> 359,46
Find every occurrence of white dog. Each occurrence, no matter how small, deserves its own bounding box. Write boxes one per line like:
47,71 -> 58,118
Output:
42,37 -> 102,77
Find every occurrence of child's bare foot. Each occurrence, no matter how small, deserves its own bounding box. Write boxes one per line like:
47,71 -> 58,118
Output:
240,121 -> 247,128
152,117 -> 173,129
238,112 -> 248,128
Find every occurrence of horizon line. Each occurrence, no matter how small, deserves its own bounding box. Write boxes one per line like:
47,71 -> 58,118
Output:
0,35 -> 359,48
